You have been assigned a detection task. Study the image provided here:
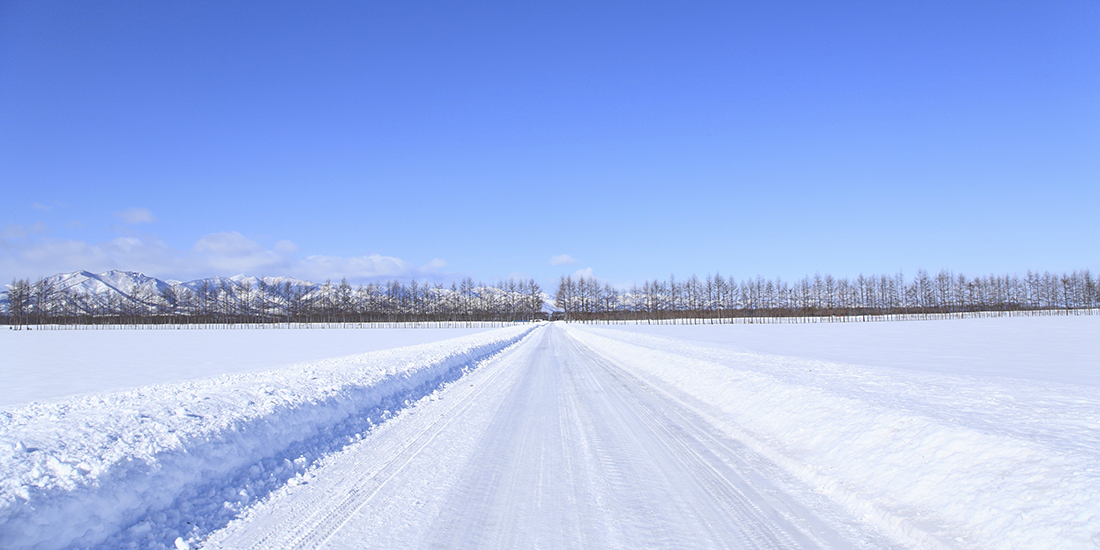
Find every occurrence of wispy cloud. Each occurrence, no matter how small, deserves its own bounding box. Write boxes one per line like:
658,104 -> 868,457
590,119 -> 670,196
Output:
1,229 -> 444,284
551,254 -> 578,266
114,207 -> 156,224
573,267 -> 595,279
273,240 -> 299,254
1,222 -> 48,240
294,254 -> 414,282
192,231 -> 284,275
422,258 -> 447,271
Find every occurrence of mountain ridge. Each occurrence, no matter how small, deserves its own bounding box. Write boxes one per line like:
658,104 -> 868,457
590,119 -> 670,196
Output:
1,270 -> 556,316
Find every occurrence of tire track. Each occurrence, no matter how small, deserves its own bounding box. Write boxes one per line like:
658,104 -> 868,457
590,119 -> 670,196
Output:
209,324 -> 881,549
205,327 -> 543,549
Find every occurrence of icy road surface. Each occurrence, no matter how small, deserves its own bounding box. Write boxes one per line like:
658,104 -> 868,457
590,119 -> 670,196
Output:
208,324 -> 880,549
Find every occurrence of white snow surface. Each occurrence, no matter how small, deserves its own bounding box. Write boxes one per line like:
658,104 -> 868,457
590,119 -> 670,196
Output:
206,323 -> 884,550
0,325 -> 534,550
588,315 -> 1100,386
0,326 -> 497,410
2,316 -> 1098,550
564,317 -> 1100,549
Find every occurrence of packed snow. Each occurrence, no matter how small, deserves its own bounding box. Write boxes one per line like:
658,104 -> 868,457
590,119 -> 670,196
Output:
564,316 -> 1100,548
0,326 -> 533,549
205,324 -> 888,550
2,316 -> 1097,549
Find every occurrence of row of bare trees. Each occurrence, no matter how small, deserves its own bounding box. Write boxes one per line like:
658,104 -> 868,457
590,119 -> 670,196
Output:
5,267 -> 1097,326
3,276 -> 545,327
554,269 -> 1100,322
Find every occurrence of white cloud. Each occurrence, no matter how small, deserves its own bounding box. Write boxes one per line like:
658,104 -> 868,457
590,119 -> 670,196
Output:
273,240 -> 299,254
551,254 -> 578,266
296,254 -> 416,282
422,258 -> 447,271
114,207 -> 156,224
1,229 -> 443,285
193,231 -> 285,275
1,222 -> 48,240
193,231 -> 264,255
4,238 -> 116,279
572,267 -> 595,279
32,202 -> 52,212
110,237 -> 143,253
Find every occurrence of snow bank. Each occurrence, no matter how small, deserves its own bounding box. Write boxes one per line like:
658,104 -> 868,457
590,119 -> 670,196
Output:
564,323 -> 1100,550
0,325 -> 534,550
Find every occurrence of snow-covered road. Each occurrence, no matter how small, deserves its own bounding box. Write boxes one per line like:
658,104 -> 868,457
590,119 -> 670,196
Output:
208,324 -> 880,549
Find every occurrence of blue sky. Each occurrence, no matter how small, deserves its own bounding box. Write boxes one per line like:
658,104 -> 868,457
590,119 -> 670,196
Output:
2,1 -> 1097,289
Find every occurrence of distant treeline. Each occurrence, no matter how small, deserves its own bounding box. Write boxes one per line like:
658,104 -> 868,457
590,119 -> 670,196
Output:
2,277 -> 546,327
3,268 -> 1098,327
554,269 -> 1099,322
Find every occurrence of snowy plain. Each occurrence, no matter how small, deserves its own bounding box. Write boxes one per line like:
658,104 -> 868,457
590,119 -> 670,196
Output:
0,326 -> 496,410
591,315 -> 1100,386
565,316 -> 1100,548
1,316 -> 1098,549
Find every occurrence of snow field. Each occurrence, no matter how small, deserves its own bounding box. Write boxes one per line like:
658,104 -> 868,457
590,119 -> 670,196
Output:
587,315 -> 1100,386
0,325 -> 534,550
563,323 -> 1100,549
0,325 -> 499,409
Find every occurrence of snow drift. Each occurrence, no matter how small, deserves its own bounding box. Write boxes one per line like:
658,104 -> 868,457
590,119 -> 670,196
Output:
0,325 -> 534,550
564,323 -> 1100,549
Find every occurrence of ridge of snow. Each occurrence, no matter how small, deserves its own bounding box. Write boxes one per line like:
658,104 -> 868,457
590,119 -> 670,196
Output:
0,325 -> 535,550
563,323 -> 1100,550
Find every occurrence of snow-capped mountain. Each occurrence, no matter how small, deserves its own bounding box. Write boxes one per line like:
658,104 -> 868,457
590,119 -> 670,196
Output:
29,270 -> 173,298
2,270 -> 317,304
1,270 -> 551,319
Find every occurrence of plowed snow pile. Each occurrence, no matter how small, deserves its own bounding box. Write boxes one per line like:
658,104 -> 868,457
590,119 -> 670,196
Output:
564,317 -> 1100,549
0,326 -> 533,550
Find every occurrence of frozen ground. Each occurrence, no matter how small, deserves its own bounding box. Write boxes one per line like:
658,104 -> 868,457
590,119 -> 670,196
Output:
590,315 -> 1100,386
205,324 -> 888,550
2,317 -> 1098,549
0,326 -> 496,410
1,326 -> 534,549
565,317 -> 1100,548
